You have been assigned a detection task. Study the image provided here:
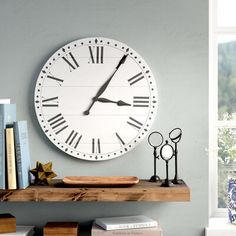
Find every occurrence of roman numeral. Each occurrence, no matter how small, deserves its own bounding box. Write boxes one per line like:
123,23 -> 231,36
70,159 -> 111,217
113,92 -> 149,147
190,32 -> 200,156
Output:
47,75 -> 64,86
115,132 -> 125,145
42,97 -> 59,107
88,46 -> 104,64
127,117 -> 143,130
92,138 -> 101,153
48,113 -> 68,135
133,96 -> 150,107
62,52 -> 79,70
65,130 -> 82,149
128,72 -> 144,85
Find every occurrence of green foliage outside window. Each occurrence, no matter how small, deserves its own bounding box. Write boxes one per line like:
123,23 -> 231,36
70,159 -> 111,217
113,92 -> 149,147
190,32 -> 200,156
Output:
218,41 -> 236,208
218,127 -> 236,208
218,41 -> 236,119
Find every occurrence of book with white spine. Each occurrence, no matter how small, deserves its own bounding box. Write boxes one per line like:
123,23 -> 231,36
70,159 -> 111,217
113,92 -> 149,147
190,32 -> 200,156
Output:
6,127 -> 17,189
91,223 -> 162,236
0,99 -> 10,104
95,215 -> 158,231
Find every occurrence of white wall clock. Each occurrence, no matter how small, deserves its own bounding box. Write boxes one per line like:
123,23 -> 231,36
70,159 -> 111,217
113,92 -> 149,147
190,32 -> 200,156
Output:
34,37 -> 158,161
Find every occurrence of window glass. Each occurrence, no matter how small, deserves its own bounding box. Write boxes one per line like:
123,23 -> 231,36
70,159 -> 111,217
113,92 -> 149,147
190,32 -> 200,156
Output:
217,0 -> 236,27
214,0 -> 236,213
218,35 -> 236,120
218,128 -> 236,208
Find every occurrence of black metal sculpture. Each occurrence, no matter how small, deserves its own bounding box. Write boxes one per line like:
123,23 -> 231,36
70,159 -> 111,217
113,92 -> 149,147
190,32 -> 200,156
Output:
148,128 -> 183,187
160,140 -> 175,187
169,128 -> 184,184
148,131 -> 163,182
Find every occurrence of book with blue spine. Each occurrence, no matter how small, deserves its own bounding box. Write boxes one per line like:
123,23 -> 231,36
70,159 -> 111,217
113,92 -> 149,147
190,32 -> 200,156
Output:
14,120 -> 31,189
0,104 -> 16,189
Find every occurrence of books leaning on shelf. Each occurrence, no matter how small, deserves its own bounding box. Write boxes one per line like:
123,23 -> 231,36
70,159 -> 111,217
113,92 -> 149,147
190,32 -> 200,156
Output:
0,226 -> 34,236
91,223 -> 163,236
0,102 -> 31,190
94,215 -> 158,231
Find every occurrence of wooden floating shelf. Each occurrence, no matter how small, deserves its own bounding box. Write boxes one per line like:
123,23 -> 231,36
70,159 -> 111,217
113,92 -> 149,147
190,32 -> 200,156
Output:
0,180 -> 190,202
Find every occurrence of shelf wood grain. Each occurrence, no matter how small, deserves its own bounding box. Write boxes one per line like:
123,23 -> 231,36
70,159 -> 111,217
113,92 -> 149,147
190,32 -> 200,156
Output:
0,180 -> 190,202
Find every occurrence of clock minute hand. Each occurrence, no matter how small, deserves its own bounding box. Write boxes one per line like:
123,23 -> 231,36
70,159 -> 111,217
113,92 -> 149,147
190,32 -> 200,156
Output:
115,53 -> 128,70
83,54 -> 128,115
96,97 -> 131,106
94,54 -> 128,98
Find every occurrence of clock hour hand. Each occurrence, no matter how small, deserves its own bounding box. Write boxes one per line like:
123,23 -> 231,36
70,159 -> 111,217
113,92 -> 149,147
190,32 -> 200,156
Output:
96,97 -> 131,106
83,54 -> 128,115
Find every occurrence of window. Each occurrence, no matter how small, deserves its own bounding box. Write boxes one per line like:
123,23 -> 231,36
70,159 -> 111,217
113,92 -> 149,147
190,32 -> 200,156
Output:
210,0 -> 236,216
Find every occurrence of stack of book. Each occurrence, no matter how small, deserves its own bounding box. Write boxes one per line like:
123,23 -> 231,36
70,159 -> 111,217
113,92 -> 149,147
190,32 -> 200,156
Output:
91,215 -> 163,236
0,99 -> 31,190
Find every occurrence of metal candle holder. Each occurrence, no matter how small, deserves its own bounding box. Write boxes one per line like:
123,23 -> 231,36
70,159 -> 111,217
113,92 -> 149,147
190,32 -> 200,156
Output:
169,128 -> 184,184
160,140 -> 175,187
148,131 -> 163,182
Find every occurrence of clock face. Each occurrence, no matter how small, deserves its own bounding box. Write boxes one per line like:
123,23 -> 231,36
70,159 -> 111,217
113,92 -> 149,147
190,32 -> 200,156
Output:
34,37 -> 158,161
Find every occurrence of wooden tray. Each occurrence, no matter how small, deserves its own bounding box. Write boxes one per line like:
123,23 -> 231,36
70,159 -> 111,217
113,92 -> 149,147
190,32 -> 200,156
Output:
62,176 -> 139,187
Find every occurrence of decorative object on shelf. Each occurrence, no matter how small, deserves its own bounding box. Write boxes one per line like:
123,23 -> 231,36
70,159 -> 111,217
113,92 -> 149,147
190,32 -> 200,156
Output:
228,176 -> 236,224
148,128 -> 183,187
169,128 -> 184,184
44,222 -> 79,236
148,131 -> 163,182
62,176 -> 139,187
30,161 -> 57,185
160,140 -> 175,187
0,213 -> 16,233
34,37 -> 158,161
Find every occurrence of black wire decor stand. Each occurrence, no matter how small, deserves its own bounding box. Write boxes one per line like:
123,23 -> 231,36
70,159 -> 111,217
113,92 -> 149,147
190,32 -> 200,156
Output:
148,128 -> 183,187
148,132 -> 163,182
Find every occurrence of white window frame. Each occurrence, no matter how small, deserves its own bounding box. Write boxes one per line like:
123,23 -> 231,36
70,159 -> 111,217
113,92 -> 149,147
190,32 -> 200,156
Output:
209,0 -> 236,217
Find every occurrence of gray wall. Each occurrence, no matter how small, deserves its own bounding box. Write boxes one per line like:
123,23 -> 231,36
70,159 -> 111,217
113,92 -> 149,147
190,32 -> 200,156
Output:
0,1 -> 208,236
